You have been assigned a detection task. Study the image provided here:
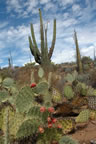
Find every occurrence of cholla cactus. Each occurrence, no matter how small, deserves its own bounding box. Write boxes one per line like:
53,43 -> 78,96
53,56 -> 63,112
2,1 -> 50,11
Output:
29,9 -> 56,70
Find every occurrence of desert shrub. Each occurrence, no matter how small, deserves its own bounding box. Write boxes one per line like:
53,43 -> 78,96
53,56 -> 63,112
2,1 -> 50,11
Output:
90,70 -> 96,88
81,56 -> 93,64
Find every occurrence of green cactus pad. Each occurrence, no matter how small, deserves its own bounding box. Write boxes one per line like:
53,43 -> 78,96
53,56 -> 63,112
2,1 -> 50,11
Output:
57,118 -> 75,134
75,82 -> 87,96
38,67 -> 44,78
72,70 -> 78,80
16,119 -> 42,139
27,105 -> 49,124
87,87 -> 95,96
76,109 -> 90,123
48,72 -> 52,89
65,71 -> 78,85
80,83 -> 87,96
52,88 -> 62,103
1,107 -> 25,138
33,81 -> 48,95
87,87 -> 96,97
2,78 -> 14,88
37,127 -> 62,143
0,111 -> 3,129
0,76 -> 3,83
0,90 -> 9,102
16,86 -> 35,113
30,70 -> 35,83
65,73 -> 75,83
27,105 -> 41,117
9,86 -> 18,95
59,136 -> 79,144
63,85 -> 74,100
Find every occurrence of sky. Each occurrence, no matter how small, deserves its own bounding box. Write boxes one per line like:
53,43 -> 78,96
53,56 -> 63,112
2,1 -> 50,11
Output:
0,0 -> 96,68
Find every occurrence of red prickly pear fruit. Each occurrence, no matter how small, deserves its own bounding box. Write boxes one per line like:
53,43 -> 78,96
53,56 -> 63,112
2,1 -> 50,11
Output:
30,83 -> 36,88
48,107 -> 55,113
38,126 -> 44,133
40,107 -> 46,112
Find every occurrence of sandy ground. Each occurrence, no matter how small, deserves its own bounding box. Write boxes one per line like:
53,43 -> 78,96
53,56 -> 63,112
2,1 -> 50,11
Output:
69,120 -> 96,144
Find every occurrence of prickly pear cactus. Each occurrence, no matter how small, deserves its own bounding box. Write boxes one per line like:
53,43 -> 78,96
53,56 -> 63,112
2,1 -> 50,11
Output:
33,81 -> 48,95
16,86 -> 35,113
80,83 -> 87,96
4,107 -> 10,144
65,73 -> 74,83
0,111 -> 3,129
88,96 -> 96,110
72,70 -> 78,80
65,71 -> 78,83
75,82 -> 87,96
32,81 -> 52,107
90,110 -> 96,120
87,87 -> 95,96
38,67 -> 44,78
30,70 -> 35,83
52,87 -> 62,103
83,64 -> 90,71
0,90 -> 9,102
59,136 -> 79,144
63,85 -> 74,100
57,118 -> 75,134
76,109 -> 90,123
1,107 -> 25,139
16,119 -> 42,139
0,76 -> 3,84
9,86 -> 18,95
37,126 -> 62,144
48,72 -> 52,89
2,78 -> 14,88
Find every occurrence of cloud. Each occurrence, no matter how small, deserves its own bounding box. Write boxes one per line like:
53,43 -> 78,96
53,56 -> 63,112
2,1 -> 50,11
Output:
60,0 -> 74,6
0,0 -> 96,67
0,22 -> 9,29
6,0 -> 22,13
72,4 -> 81,12
43,2 -> 56,11
40,0 -> 50,4
6,0 -> 39,18
52,48 -> 76,63
24,0 -> 38,13
0,24 -> 30,66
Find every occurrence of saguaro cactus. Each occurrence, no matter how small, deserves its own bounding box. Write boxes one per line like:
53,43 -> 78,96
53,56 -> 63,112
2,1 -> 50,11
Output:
74,30 -> 83,73
94,48 -> 96,61
29,9 -> 56,70
8,58 -> 11,68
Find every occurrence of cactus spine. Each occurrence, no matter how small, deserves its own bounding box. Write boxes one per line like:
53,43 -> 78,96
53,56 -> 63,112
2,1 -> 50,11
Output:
74,30 -> 83,73
29,9 -> 56,70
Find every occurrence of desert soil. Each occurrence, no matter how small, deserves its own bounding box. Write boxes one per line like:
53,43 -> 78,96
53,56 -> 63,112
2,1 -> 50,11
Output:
69,120 -> 96,144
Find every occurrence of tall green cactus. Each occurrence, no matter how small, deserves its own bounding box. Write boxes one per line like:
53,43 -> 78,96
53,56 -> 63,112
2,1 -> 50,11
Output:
29,9 -> 56,70
74,30 -> 83,73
